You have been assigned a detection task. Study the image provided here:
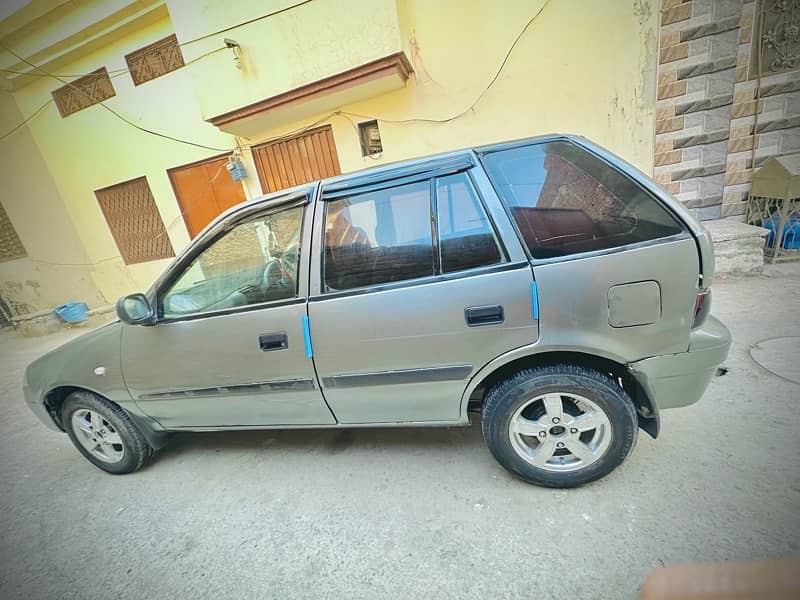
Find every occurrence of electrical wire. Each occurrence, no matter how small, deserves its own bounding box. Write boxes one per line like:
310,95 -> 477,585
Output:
338,0 -> 550,126
0,47 -> 227,146
233,0 -> 548,154
0,67 -> 129,78
0,42 -> 231,152
1,0 -> 548,152
0,1 -> 314,79
0,97 -> 52,140
177,0 -> 314,47
26,256 -> 122,267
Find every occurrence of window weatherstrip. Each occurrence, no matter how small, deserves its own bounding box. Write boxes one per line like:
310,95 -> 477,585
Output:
430,177 -> 441,275
311,261 -> 529,302
157,297 -> 307,324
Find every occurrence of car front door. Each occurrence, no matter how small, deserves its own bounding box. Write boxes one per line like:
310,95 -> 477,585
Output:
121,194 -> 335,429
307,157 -> 538,424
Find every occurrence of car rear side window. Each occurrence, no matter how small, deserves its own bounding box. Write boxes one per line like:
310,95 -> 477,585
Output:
323,181 -> 434,291
436,173 -> 502,273
481,141 -> 685,259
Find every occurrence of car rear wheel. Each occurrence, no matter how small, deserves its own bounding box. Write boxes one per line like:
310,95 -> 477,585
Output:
482,364 -> 638,488
62,391 -> 152,474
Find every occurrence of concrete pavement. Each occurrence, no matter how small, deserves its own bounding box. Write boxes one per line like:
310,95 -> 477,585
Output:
1,265 -> 798,599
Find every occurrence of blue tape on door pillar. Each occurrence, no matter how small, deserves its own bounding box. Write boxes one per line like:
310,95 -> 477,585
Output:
302,315 -> 313,358
530,281 -> 540,320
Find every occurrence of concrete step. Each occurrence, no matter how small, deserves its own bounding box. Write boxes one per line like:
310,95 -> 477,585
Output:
704,219 -> 770,276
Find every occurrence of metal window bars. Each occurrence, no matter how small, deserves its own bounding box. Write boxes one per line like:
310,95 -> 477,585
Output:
746,195 -> 800,262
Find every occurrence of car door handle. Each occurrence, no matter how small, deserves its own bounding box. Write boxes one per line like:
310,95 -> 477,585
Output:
465,305 -> 504,327
259,332 -> 288,352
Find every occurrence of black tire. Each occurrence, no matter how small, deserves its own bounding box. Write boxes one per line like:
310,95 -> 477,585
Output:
62,391 -> 153,475
481,364 -> 638,488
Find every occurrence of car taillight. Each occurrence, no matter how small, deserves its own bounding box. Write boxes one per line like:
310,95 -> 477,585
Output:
693,288 -> 711,327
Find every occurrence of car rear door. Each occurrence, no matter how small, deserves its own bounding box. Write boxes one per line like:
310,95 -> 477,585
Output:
307,156 -> 538,424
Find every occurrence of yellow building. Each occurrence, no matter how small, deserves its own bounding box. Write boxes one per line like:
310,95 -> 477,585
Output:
0,0 -> 660,320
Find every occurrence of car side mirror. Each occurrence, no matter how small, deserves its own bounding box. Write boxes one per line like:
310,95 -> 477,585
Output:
116,293 -> 156,325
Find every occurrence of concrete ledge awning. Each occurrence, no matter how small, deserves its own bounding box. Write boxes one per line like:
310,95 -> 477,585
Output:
208,52 -> 414,138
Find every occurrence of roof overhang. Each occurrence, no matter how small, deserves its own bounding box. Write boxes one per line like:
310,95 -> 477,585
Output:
208,52 -> 413,138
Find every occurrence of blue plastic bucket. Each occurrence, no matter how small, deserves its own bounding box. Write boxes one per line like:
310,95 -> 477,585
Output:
53,302 -> 89,323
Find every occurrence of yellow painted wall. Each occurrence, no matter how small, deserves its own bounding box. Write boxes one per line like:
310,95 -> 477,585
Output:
2,0 -> 658,308
7,15 -> 238,303
168,0 -> 404,120
0,91 -> 106,315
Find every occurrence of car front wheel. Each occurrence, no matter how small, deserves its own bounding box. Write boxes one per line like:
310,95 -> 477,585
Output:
62,391 -> 152,474
481,364 -> 638,488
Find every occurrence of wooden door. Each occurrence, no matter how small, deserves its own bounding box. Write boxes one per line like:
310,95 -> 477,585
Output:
252,125 -> 341,194
168,155 -> 246,238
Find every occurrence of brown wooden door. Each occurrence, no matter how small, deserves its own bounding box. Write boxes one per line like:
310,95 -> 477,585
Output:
168,155 -> 247,238
252,125 -> 341,193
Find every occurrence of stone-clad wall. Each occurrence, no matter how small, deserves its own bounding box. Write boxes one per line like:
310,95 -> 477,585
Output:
654,0 -> 800,221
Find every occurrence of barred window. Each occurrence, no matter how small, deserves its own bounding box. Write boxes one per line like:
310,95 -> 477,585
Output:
0,202 -> 26,263
750,0 -> 800,78
125,34 -> 185,86
52,67 -> 115,117
95,177 -> 175,265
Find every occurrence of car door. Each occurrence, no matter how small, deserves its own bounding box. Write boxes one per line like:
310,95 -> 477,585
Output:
307,156 -> 538,424
121,193 -> 335,429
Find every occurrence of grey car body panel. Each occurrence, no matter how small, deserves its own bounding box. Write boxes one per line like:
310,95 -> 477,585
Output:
24,134 -> 731,439
121,299 -> 335,428
308,265 -> 538,423
531,238 -> 699,361
23,321 -> 131,422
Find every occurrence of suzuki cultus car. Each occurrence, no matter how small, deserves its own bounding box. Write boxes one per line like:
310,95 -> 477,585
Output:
24,135 -> 731,487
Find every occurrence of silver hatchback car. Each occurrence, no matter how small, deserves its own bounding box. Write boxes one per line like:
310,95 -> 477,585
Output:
24,135 -> 731,487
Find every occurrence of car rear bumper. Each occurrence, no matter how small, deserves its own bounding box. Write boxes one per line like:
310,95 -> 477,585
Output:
628,315 -> 732,410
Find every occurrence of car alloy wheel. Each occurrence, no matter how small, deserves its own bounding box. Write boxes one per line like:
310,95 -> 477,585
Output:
508,392 -> 612,472
70,408 -> 125,464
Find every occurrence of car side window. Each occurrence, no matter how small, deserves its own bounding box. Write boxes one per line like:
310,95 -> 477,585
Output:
161,205 -> 304,318
436,173 -> 503,273
323,181 -> 434,292
481,141 -> 685,259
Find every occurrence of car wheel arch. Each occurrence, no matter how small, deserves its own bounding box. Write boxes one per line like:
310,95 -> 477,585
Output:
43,386 -> 169,450
463,348 -> 659,439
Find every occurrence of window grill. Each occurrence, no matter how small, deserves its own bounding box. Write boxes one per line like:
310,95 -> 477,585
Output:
125,34 -> 185,86
95,177 -> 175,265
52,67 -> 115,117
746,155 -> 800,262
0,201 -> 26,263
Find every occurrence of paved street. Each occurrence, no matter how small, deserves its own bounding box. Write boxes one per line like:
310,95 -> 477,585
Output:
1,265 -> 798,599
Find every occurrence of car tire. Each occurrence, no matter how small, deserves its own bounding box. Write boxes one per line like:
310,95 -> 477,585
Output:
481,364 -> 638,488
62,391 -> 153,475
